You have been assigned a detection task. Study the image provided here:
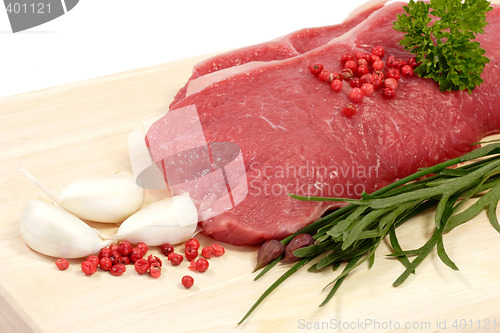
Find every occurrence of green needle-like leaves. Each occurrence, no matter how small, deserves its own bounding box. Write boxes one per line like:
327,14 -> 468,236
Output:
240,141 -> 500,324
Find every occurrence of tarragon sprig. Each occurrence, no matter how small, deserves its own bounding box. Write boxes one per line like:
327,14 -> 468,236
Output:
239,141 -> 500,324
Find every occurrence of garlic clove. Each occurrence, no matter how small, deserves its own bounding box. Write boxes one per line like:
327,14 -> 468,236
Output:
111,193 -> 198,246
59,171 -> 145,223
20,199 -> 112,258
22,168 -> 145,223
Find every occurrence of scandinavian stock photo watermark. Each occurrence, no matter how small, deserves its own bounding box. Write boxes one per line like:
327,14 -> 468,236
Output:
248,161 -> 379,198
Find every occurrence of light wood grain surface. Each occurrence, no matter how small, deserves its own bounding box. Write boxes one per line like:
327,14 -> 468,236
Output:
1,52 -> 500,333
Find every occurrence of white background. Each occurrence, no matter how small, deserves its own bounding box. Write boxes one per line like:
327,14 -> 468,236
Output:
0,0 -> 372,98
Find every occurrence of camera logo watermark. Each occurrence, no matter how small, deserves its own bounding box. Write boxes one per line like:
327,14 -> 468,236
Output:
3,0 -> 79,33
134,105 -> 248,221
134,104 -> 378,221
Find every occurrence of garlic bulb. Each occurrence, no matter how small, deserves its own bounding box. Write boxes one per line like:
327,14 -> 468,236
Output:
20,199 -> 112,258
22,168 -> 144,223
109,193 -> 198,246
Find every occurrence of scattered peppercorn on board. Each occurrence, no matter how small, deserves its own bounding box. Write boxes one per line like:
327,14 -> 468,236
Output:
1,52 -> 500,333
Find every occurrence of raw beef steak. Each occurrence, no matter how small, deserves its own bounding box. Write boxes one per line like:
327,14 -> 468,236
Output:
170,0 -> 387,108
147,1 -> 500,245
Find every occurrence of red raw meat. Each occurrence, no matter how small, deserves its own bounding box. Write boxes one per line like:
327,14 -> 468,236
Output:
147,1 -> 500,245
170,0 -> 388,108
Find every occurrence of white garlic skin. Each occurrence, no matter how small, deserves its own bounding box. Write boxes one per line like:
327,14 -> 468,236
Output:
59,172 -> 144,223
114,193 -> 198,246
20,199 -> 112,258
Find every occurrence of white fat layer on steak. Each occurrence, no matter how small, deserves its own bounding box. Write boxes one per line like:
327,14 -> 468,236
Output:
184,0 -> 393,101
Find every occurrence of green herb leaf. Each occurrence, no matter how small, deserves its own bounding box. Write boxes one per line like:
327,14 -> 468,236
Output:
239,258 -> 310,325
388,225 -> 414,271
241,141 -> 500,324
393,0 -> 492,92
319,256 -> 363,307
445,179 -> 500,232
437,236 -> 459,270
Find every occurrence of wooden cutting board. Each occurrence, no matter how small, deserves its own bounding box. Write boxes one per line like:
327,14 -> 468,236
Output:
1,53 -> 500,333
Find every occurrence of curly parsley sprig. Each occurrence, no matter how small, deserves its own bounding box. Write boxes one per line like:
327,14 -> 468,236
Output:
393,0 -> 493,93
